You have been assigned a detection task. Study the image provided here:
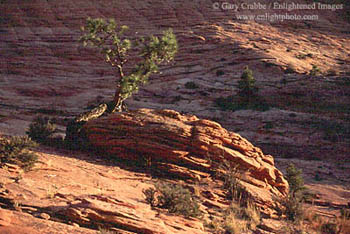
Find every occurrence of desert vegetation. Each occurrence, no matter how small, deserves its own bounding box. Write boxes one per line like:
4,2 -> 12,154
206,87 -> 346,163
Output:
0,1 -> 349,233
80,17 -> 177,113
215,66 -> 270,112
26,116 -> 57,144
0,136 -> 38,171
143,181 -> 202,218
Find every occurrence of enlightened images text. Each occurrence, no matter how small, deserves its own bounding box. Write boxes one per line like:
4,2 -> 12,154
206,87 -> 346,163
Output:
273,2 -> 343,11
218,2 -> 344,12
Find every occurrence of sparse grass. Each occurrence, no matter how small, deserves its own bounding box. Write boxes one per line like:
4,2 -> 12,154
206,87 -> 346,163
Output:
216,160 -> 249,204
223,202 -> 260,233
26,116 -> 57,144
243,203 -> 261,230
98,227 -> 116,234
337,217 -> 350,233
143,182 -> 202,218
272,85 -> 350,117
205,202 -> 260,233
0,136 -> 38,171
224,210 -> 246,234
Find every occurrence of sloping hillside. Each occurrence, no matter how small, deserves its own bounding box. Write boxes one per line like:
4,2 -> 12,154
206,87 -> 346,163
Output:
0,0 -> 350,233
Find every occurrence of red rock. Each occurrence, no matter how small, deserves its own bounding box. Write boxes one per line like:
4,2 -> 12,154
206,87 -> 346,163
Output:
0,208 -> 12,226
83,108 -> 289,210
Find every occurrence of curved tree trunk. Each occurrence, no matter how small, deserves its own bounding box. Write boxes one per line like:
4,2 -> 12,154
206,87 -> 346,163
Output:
110,86 -> 127,113
65,103 -> 108,149
65,95 -> 128,149
65,84 -> 128,148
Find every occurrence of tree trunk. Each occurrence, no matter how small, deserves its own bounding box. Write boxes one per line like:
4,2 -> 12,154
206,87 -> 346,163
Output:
65,103 -> 108,149
65,86 -> 127,149
110,86 -> 127,113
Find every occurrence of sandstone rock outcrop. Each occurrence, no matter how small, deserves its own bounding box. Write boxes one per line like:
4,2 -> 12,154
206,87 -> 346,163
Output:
0,140 -> 210,234
83,108 -> 289,209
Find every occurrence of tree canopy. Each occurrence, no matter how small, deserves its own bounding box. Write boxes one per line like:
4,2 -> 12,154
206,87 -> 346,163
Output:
80,17 -> 178,112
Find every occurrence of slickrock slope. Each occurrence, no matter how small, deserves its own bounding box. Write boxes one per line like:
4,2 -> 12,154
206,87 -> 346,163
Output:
0,144 -> 208,234
0,0 -> 349,161
0,0 -> 350,232
83,108 -> 288,210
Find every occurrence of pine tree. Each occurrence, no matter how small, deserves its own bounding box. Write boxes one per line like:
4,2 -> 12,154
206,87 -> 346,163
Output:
285,163 -> 305,198
237,66 -> 258,100
80,18 -> 178,112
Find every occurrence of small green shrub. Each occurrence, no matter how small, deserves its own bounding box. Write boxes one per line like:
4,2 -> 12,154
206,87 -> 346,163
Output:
309,64 -> 321,76
184,81 -> 199,89
143,187 -> 157,206
26,116 -> 57,143
296,53 -> 313,59
0,136 -> 38,171
143,182 -> 202,218
216,70 -> 225,76
278,163 -> 306,222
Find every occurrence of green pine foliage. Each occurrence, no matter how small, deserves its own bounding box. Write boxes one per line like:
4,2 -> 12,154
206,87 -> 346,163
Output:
285,163 -> 306,196
238,66 -> 258,98
215,66 -> 270,112
280,163 -> 306,222
80,18 -> 178,112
